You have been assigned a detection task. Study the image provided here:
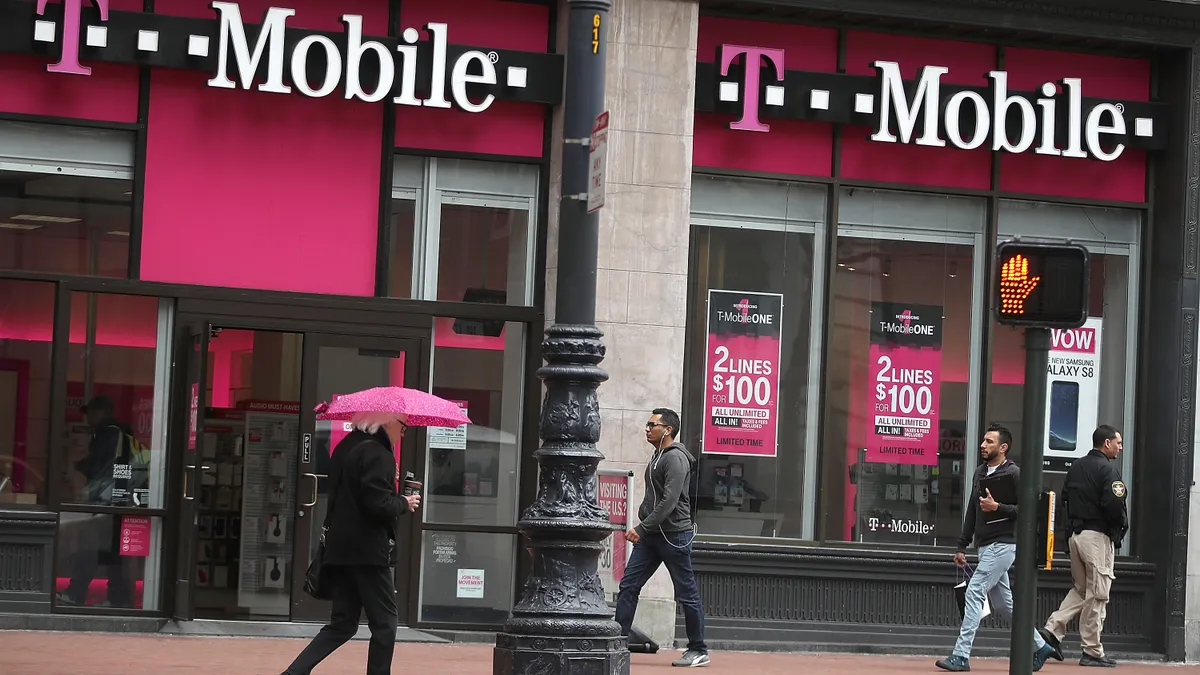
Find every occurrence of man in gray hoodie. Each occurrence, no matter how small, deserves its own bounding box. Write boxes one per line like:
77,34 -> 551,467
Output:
615,408 -> 709,668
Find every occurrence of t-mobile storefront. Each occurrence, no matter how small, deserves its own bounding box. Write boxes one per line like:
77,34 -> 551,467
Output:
666,2 -> 1195,662
0,0 -> 556,631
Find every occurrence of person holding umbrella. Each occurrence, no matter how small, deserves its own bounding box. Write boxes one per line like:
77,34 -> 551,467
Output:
281,387 -> 470,675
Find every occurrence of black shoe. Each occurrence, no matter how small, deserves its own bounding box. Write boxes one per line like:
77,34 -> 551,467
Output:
1034,644 -> 1056,672
936,655 -> 971,672
1080,653 -> 1117,668
1039,628 -> 1065,662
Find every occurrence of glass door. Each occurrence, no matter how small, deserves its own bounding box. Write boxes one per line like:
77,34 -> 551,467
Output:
290,333 -> 426,622
171,321 -> 210,620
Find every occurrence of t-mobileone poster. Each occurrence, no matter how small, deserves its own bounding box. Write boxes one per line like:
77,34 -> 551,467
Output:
866,302 -> 943,466
702,290 -> 783,457
1044,317 -> 1103,469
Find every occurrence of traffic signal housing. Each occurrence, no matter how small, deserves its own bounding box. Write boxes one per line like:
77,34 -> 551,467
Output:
995,240 -> 1090,328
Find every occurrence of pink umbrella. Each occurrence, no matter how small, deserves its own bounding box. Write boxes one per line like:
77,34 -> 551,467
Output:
313,386 -> 472,428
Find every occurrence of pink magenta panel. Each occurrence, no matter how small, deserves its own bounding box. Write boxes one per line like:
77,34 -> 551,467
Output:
140,67 -> 383,295
840,32 -> 996,189
999,48 -> 1149,203
0,0 -> 144,123
694,17 -> 836,177
395,0 -> 549,156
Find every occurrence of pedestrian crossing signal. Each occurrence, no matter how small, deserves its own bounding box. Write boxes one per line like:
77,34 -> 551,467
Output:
995,240 -> 1089,328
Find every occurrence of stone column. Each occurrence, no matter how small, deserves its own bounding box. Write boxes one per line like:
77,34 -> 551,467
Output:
546,0 -> 700,648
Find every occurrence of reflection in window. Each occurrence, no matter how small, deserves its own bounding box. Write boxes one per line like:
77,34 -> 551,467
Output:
684,175 -> 824,539
988,201 -> 1139,549
62,293 -> 170,510
821,189 -> 985,547
0,122 -> 135,277
423,321 -> 524,529
0,279 -> 55,506
436,202 -> 531,306
55,512 -> 162,610
389,199 -> 416,298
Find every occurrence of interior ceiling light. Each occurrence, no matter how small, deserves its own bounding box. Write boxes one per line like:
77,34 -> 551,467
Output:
0,222 -> 43,230
107,230 -> 130,237
12,214 -> 81,223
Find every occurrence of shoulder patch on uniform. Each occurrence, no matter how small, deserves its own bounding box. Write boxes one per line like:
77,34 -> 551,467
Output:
1111,481 -> 1127,498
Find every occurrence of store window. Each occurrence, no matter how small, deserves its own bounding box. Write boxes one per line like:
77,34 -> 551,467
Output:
0,122 -> 135,277
418,530 -> 516,623
821,189 -> 987,547
54,512 -> 164,610
0,279 -> 55,506
423,320 -> 525,528
683,175 -> 826,540
987,201 -> 1140,549
389,156 -> 539,306
60,293 -> 171,511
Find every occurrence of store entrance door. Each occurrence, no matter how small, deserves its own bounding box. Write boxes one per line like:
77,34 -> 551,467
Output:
167,316 -> 428,625
290,333 -> 426,623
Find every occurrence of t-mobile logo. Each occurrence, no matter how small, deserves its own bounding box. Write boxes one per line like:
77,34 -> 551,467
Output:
719,45 -> 785,132
36,0 -> 110,75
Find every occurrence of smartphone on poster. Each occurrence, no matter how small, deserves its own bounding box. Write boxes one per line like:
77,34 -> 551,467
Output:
1048,381 -> 1080,452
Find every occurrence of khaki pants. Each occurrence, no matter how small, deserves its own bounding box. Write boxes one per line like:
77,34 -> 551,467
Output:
1044,529 -> 1115,658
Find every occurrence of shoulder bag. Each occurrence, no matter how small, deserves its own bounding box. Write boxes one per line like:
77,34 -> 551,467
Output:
303,463 -> 340,600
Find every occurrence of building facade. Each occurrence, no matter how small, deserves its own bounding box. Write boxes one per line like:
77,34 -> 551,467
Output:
0,0 -> 1197,663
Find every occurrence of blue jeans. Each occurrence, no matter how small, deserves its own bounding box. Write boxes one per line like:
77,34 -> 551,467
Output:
954,542 -> 1047,658
615,529 -> 707,652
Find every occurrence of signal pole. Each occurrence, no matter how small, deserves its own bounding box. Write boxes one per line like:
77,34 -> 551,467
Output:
1009,327 -> 1050,675
994,240 -> 1090,675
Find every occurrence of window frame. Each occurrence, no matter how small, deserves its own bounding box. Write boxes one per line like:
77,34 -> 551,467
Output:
391,156 -> 539,307
688,174 -> 829,541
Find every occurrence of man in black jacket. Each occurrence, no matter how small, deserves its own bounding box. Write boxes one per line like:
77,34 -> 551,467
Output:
615,408 -> 709,668
1037,425 -> 1128,668
282,415 -> 420,675
937,424 -> 1054,672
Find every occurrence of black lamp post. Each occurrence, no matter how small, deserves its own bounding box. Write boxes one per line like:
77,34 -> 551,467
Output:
492,0 -> 627,673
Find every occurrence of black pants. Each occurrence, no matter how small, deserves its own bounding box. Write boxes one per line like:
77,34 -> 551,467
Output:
283,565 -> 398,675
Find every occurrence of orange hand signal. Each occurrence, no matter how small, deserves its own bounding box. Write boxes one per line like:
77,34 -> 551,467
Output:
999,254 -> 1040,314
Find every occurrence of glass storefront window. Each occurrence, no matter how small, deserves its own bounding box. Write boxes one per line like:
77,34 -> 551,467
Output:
0,279 -> 55,506
61,293 -> 171,510
388,156 -> 538,306
423,320 -> 525,528
0,122 -> 135,277
418,530 -> 515,624
683,176 -> 826,539
55,512 -> 163,610
821,189 -> 986,547
987,200 -> 1140,551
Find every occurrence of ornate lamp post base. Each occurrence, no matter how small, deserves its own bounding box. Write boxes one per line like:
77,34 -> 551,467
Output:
492,325 -> 629,675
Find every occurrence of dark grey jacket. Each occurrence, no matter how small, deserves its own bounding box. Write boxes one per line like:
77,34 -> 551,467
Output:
634,441 -> 695,537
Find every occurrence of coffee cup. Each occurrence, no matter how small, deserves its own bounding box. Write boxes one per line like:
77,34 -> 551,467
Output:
403,474 -> 422,496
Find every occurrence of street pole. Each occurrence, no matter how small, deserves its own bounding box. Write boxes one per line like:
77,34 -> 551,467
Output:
1009,327 -> 1050,675
493,0 -> 627,673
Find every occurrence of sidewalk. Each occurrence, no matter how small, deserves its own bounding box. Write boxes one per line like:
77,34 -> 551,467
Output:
0,632 -> 1189,675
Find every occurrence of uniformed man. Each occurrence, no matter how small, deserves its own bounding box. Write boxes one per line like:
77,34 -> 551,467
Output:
1037,425 -> 1128,668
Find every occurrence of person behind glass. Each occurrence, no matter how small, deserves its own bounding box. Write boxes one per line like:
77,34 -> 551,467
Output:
280,412 -> 421,675
1037,425 -> 1128,668
59,396 -> 134,607
937,424 -> 1055,673
615,408 -> 710,668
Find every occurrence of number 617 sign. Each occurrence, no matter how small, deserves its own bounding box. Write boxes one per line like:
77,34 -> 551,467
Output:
702,290 -> 783,458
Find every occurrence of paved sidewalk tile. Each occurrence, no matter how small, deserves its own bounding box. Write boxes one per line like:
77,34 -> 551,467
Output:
0,632 -> 1190,675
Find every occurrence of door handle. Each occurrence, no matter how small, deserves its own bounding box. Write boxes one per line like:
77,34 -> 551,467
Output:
182,464 -> 213,501
302,473 -> 319,507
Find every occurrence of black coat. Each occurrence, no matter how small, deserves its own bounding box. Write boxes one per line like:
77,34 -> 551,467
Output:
322,429 -> 410,567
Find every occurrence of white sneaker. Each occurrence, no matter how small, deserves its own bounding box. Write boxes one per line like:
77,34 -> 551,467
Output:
671,650 -> 710,667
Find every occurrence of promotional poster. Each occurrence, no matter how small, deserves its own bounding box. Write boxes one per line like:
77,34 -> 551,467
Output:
865,302 -> 943,466
597,470 -> 632,602
1044,317 -> 1103,468
702,290 -> 784,457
